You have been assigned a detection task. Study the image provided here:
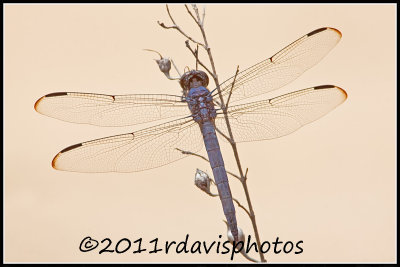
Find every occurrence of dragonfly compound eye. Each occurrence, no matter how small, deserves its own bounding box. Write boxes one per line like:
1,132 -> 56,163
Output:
180,70 -> 209,91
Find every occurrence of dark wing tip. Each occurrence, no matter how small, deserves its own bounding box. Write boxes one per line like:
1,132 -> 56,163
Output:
51,153 -> 60,169
307,27 -> 342,38
334,85 -> 348,99
52,143 -> 82,170
328,27 -> 342,38
34,92 -> 68,111
314,85 -> 348,100
45,92 -> 68,97
34,96 -> 45,111
314,85 -> 335,90
60,143 -> 82,153
307,27 -> 328,37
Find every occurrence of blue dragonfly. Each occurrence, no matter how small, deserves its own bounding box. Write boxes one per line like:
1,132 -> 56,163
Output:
34,27 -> 347,241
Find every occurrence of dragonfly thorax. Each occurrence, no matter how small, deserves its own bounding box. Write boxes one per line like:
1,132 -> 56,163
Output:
187,86 -> 216,123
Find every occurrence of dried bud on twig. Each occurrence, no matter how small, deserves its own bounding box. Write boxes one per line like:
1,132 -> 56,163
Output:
156,58 -> 172,75
143,49 -> 171,75
143,49 -> 179,80
223,220 -> 257,262
224,220 -> 245,244
194,168 -> 212,194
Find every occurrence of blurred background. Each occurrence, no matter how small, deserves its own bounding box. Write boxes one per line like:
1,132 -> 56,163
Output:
4,4 -> 396,263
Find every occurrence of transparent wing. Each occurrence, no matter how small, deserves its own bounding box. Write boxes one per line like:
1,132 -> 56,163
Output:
34,92 -> 190,126
52,116 -> 203,172
212,27 -> 342,104
215,85 -> 347,142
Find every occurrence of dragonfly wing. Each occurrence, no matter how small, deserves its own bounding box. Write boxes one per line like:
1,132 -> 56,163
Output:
213,27 -> 342,104
52,116 -> 203,172
215,85 -> 347,142
34,92 -> 190,126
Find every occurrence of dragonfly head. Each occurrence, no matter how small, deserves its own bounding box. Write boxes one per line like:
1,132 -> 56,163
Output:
180,70 -> 209,92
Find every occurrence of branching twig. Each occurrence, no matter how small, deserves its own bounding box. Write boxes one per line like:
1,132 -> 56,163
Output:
158,4 -> 205,48
190,5 -> 266,262
185,41 -> 215,79
161,5 -> 267,262
182,6 -> 266,262
185,5 -> 199,26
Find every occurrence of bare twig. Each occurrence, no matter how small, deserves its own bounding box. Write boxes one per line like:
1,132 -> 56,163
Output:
201,6 -> 206,25
226,66 -> 240,108
214,126 -> 232,143
192,4 -> 202,25
207,180 -> 251,217
176,148 -> 240,180
185,4 -> 199,26
176,147 -> 208,162
186,5 -> 266,262
143,48 -> 163,59
158,5 -> 206,48
232,197 -> 251,217
185,41 -> 215,78
207,191 -> 251,218
195,44 -> 199,70
170,59 -> 182,77
162,5 -> 267,262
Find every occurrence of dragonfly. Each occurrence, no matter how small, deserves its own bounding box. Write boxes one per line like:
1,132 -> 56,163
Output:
34,27 -> 347,241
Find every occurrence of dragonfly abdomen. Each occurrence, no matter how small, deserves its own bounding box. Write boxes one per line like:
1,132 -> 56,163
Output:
201,120 -> 239,241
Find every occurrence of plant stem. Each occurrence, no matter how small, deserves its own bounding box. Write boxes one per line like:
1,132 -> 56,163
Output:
188,5 -> 266,262
160,5 -> 267,262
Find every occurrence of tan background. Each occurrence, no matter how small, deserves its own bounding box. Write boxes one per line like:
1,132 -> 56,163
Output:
4,4 -> 396,263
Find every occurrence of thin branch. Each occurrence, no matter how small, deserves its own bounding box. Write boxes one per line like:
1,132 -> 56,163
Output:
182,5 -> 266,262
207,190 -> 251,217
215,126 -> 232,144
143,48 -> 162,59
176,148 -> 240,180
195,44 -> 199,70
157,4 -> 206,48
185,4 -> 199,26
226,66 -> 240,108
201,6 -> 206,25
166,3 -> 177,24
232,197 -> 251,217
170,59 -> 182,77
192,4 -> 202,25
176,148 -> 208,161
161,5 -> 267,262
185,40 -> 214,78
